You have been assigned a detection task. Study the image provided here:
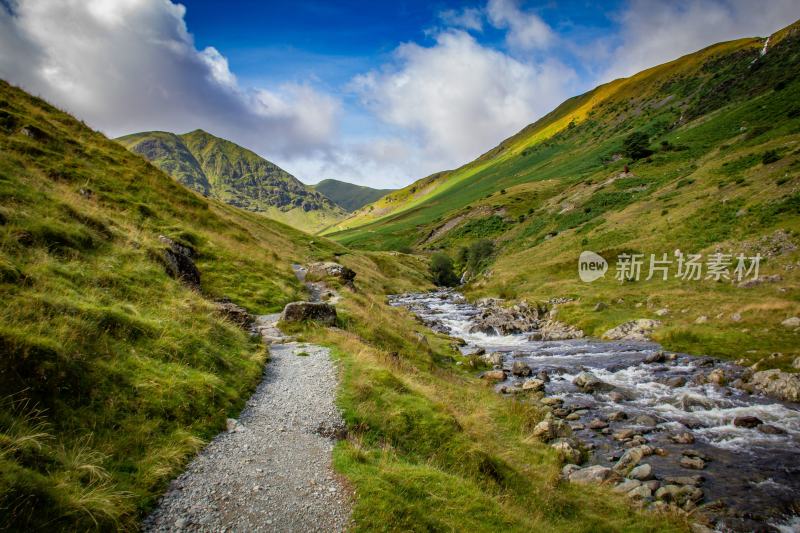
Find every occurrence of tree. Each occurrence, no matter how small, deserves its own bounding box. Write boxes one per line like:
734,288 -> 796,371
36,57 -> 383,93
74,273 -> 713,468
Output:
430,253 -> 459,286
622,131 -> 652,160
466,239 -> 494,272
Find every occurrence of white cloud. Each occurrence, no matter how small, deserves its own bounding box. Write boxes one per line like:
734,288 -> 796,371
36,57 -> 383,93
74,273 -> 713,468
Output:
0,0 -> 339,160
600,0 -> 800,81
487,0 -> 555,51
439,7 -> 484,32
350,29 -> 575,175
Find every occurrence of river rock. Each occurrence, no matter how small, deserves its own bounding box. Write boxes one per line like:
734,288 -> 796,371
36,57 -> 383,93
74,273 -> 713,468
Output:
757,424 -> 786,435
627,484 -> 653,500
634,415 -> 657,427
471,299 -> 544,335
733,415 -> 762,428
613,429 -> 638,441
511,361 -> 532,376
706,369 -> 726,385
568,465 -> 620,485
481,370 -> 506,381
680,456 -> 706,470
522,378 -> 546,392
281,302 -> 337,326
614,478 -> 642,493
644,351 -> 665,364
484,352 -> 503,366
749,369 -> 800,402
614,445 -> 652,472
664,475 -> 703,487
214,299 -> 254,328
629,463 -> 653,481
562,464 -> 581,478
602,319 -> 662,341
588,418 -> 609,430
158,235 -> 201,288
669,432 -> 695,444
608,411 -> 627,421
540,397 -> 563,406
537,370 -> 550,382
608,391 -> 626,403
665,376 -> 687,388
573,372 -> 612,393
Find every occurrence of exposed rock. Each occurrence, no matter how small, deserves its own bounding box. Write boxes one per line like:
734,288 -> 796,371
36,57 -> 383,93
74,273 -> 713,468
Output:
540,397 -> 563,406
536,370 -> 550,382
593,302 -> 608,312
680,456 -> 706,470
614,478 -> 642,493
757,424 -> 786,435
614,445 -> 653,472
281,301 -> 337,326
551,439 -> 582,464
706,369 -> 726,385
214,298 -> 254,328
305,262 -> 356,287
608,391 -> 626,403
629,463 -> 653,481
733,415 -> 762,428
481,370 -> 506,381
613,429 -> 638,442
664,475 -> 703,487
694,315 -> 708,324
484,352 -> 503,366
627,484 -> 653,500
511,361 -> 532,377
568,465 -> 620,485
794,357 -> 800,370
561,464 -> 581,478
158,235 -> 201,288
655,308 -> 670,317
731,312 -> 742,322
471,299 -> 544,335
669,432 -> 695,444
644,351 -> 665,364
573,372 -> 612,393
532,418 -> 571,442
608,411 -> 627,422
226,418 -> 239,432
522,378 -> 546,392
603,319 -> 661,341
750,369 -> 800,402
781,316 -> 800,328
538,320 -> 584,340
634,415 -> 657,427
588,418 -> 609,430
665,376 -> 687,388
738,274 -> 782,288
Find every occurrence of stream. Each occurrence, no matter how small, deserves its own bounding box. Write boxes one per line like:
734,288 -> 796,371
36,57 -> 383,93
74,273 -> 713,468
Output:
389,290 -> 800,532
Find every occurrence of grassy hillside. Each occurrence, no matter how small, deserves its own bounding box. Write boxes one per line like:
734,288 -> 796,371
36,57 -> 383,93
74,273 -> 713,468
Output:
312,178 -> 393,212
0,79 -> 688,532
117,129 -> 346,233
323,22 -> 800,365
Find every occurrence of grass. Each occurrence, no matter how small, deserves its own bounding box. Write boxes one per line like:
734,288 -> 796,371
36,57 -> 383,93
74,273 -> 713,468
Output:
279,256 -> 686,532
0,79 -> 346,530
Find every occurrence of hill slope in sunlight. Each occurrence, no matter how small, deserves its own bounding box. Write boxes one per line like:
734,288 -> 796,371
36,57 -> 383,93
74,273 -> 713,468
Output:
323,21 -> 800,364
117,129 -> 346,233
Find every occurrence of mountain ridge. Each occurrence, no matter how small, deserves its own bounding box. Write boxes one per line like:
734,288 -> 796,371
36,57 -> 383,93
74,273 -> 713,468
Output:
311,178 -> 393,212
117,129 -> 346,233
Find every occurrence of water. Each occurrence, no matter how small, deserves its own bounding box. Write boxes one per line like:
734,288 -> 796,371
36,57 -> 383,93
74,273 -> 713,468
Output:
390,290 -> 800,532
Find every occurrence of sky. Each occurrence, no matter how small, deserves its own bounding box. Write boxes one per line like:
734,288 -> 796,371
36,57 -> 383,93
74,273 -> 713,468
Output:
1,1 -> 800,188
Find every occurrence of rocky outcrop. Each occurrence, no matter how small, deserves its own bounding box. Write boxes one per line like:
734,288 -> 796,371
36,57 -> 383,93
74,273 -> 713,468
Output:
469,300 -> 544,335
281,302 -> 337,326
748,369 -> 800,402
531,320 -> 584,341
158,235 -> 200,289
306,262 -> 356,287
602,319 -> 661,341
214,298 -> 254,328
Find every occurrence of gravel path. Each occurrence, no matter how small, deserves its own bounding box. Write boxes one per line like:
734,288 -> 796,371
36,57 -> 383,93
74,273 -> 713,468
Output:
142,314 -> 352,532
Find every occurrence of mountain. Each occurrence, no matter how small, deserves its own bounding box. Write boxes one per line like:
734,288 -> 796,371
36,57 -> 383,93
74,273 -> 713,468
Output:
117,129 -> 346,233
311,178 -> 392,212
324,21 -> 800,362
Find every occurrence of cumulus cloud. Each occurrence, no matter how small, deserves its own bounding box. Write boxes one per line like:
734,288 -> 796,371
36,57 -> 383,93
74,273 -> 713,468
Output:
600,0 -> 800,81
439,7 -> 484,32
0,0 -> 339,160
487,0 -> 555,51
350,30 -> 575,173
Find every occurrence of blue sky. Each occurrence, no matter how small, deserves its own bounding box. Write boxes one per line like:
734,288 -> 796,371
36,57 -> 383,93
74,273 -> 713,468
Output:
2,0 -> 799,187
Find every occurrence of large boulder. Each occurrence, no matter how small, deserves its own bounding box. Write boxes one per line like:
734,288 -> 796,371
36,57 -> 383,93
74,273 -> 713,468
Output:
281,301 -> 337,326
573,372 -> 613,393
537,320 -> 584,341
158,235 -> 200,289
214,298 -> 254,328
602,319 -> 661,341
470,300 -> 544,336
749,369 -> 800,402
568,465 -> 621,485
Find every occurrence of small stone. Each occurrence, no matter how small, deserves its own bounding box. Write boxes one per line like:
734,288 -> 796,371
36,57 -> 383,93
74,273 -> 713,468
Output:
731,312 -> 742,322
522,378 -> 546,392
588,418 -> 609,430
757,424 -> 786,435
608,391 -> 625,403
694,315 -> 708,324
561,464 -> 581,478
634,415 -> 657,427
566,412 -> 581,421
226,418 -> 239,432
655,308 -> 669,317
540,397 -> 563,406
614,478 -> 642,493
613,429 -> 638,441
706,369 -> 726,385
665,376 -> 687,388
511,361 -> 532,377
664,475 -> 703,486
481,370 -> 506,381
669,432 -> 695,444
593,302 -> 608,312
627,484 -> 653,500
680,456 -> 706,470
569,465 -> 620,485
608,411 -> 627,421
781,317 -> 800,328
644,351 -> 666,364
629,463 -> 653,481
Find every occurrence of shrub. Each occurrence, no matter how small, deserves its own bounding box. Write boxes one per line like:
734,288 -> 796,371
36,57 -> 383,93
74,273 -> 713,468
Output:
622,131 -> 652,160
430,253 -> 458,287
762,150 -> 780,165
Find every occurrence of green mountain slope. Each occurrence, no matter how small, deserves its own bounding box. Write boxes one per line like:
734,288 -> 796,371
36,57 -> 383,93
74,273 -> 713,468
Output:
117,130 -> 346,233
311,178 -> 392,211
324,21 -> 800,363
0,80 -> 677,533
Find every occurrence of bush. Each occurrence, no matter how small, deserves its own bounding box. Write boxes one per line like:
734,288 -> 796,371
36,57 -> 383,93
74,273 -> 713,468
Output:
762,149 -> 780,165
622,131 -> 653,160
466,239 -> 494,273
430,253 -> 458,286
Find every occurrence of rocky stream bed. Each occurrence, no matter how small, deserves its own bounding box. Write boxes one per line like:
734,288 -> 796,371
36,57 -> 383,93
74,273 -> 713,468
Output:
389,291 -> 800,533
